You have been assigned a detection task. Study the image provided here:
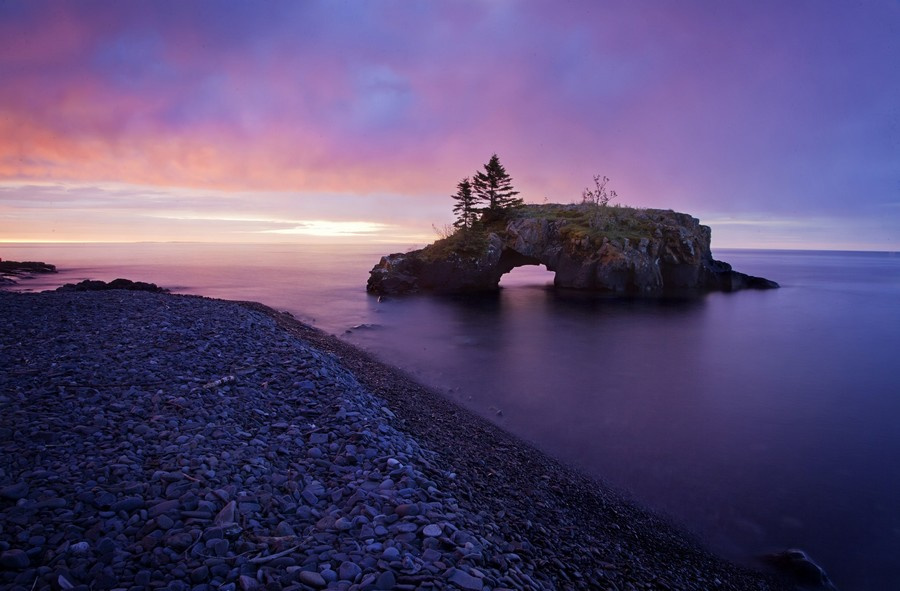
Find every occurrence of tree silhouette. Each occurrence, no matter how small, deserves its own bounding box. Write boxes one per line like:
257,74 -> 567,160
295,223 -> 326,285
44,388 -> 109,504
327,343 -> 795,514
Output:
472,154 -> 522,216
451,177 -> 478,230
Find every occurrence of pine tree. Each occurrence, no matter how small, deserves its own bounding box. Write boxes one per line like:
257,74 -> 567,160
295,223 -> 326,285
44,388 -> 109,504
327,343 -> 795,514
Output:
472,154 -> 522,216
451,177 -> 478,230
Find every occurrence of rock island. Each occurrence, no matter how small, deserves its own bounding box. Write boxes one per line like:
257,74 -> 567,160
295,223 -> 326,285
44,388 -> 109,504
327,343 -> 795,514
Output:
368,204 -> 778,296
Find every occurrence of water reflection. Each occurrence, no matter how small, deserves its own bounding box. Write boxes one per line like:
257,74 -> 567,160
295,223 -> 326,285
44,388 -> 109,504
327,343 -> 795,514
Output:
361,263 -> 900,590
4,243 -> 899,590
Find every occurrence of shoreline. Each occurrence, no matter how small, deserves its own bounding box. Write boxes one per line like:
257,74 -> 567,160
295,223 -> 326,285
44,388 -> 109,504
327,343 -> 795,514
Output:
0,290 -> 791,590
237,300 -> 792,590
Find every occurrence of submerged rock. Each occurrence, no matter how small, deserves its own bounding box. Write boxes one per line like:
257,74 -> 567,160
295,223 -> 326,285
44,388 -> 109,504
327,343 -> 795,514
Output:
763,549 -> 839,590
367,205 -> 779,295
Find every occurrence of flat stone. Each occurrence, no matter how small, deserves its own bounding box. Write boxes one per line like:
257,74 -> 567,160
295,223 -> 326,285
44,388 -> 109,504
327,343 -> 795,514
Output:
321,569 -> 337,583
156,514 -> 175,530
33,498 -> 66,511
0,482 -> 29,500
148,499 -> 180,517
394,503 -> 419,517
0,548 -> 30,569
376,570 -> 397,589
211,538 -> 229,557
94,491 -> 116,507
382,546 -> 401,560
447,568 -> 483,591
165,531 -> 194,551
97,537 -> 115,554
191,564 -> 209,583
422,524 -> 442,537
214,500 -> 236,525
297,570 -> 326,587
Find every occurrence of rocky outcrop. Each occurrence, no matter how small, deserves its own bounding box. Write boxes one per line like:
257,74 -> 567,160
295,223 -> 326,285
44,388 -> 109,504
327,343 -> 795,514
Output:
0,260 -> 56,286
55,278 -> 168,293
367,206 -> 778,295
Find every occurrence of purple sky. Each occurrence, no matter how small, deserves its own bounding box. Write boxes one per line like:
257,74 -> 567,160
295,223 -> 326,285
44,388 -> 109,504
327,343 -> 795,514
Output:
1,0 -> 897,248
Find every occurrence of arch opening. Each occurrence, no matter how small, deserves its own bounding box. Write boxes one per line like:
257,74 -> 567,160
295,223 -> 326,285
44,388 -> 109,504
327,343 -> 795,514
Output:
499,264 -> 556,287
498,249 -> 556,287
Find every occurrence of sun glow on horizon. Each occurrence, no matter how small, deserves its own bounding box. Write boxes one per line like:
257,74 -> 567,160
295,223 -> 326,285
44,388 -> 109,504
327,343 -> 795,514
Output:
261,220 -> 388,237
0,1 -> 896,250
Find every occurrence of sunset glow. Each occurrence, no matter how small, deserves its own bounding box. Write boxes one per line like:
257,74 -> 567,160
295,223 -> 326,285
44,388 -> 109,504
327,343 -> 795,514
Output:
1,1 -> 897,249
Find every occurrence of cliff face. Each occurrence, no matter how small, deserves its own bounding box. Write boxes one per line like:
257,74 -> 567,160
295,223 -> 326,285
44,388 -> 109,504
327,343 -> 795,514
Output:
367,206 -> 778,295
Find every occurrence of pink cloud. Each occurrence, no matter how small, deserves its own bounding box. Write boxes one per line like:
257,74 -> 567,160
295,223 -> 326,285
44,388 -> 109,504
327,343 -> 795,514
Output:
0,0 -> 896,248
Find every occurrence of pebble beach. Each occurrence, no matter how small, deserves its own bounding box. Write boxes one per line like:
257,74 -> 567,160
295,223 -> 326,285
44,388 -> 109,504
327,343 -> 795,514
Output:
0,290 -> 791,591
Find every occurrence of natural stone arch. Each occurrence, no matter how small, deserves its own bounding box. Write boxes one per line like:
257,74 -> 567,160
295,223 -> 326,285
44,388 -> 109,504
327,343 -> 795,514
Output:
366,205 -> 779,295
497,250 -> 558,287
496,248 -> 545,277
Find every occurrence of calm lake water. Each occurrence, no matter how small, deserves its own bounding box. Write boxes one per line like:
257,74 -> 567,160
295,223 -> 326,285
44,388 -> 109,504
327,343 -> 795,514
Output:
4,242 -> 899,590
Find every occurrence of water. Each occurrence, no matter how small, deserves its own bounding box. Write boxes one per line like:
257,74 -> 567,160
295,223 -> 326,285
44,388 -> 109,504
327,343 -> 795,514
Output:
3,243 -> 899,590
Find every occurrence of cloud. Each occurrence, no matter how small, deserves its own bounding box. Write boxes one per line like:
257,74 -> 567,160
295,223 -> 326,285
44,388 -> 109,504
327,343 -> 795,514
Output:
0,181 -> 438,243
0,0 -> 897,248
261,221 -> 388,237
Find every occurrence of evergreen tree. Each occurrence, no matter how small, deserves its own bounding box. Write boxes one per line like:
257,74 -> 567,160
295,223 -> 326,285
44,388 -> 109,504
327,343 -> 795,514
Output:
472,154 -> 522,215
451,177 -> 478,230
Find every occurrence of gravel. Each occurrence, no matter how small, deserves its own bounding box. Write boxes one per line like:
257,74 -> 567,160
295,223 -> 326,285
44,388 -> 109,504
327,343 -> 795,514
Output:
0,290 -> 792,590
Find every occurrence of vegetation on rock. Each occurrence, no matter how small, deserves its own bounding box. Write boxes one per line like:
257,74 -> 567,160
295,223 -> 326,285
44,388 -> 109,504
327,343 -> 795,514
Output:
447,156 -> 625,250
512,203 -> 660,250
419,227 -> 491,263
581,174 -> 618,206
451,177 -> 478,230
473,153 -> 523,216
451,154 -> 523,230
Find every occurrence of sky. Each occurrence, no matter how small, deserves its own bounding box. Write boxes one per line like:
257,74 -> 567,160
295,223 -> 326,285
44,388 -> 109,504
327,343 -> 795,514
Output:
0,0 -> 897,250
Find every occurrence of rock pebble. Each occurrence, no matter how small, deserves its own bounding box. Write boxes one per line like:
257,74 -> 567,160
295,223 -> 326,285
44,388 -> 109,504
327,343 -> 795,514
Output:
0,291 -> 791,590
